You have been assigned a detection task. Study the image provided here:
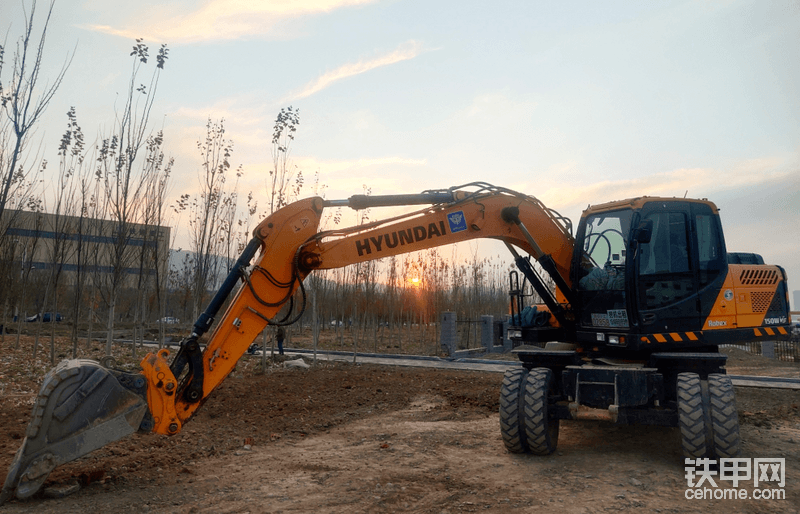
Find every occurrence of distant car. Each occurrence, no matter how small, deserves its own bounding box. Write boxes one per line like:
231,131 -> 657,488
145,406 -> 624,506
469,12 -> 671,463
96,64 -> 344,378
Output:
158,316 -> 180,324
43,312 -> 64,323
26,312 -> 64,323
330,320 -> 343,327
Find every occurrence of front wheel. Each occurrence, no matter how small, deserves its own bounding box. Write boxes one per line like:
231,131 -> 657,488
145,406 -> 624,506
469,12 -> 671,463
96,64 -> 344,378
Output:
708,374 -> 741,458
523,368 -> 559,455
677,372 -> 709,459
499,368 -> 528,453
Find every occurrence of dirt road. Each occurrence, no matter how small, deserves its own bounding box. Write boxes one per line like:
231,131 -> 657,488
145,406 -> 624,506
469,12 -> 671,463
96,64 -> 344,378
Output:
1,339 -> 798,513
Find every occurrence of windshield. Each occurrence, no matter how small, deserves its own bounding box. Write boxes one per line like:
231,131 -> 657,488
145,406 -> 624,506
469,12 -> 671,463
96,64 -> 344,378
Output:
580,210 -> 632,268
577,210 -> 632,291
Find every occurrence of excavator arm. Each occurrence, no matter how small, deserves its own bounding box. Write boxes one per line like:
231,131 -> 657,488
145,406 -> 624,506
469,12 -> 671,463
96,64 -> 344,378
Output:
1,183 -> 574,503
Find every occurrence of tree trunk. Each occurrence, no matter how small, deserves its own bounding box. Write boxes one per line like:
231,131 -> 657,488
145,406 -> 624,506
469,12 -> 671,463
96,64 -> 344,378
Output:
106,294 -> 116,357
312,291 -> 319,364
352,306 -> 359,364
33,283 -> 52,361
371,317 -> 378,353
398,310 -> 403,352
87,281 -> 95,350
49,296 -> 59,365
0,299 -> 8,345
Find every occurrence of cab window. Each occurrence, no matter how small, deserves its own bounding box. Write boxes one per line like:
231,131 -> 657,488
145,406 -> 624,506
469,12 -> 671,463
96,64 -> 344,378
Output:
638,211 -> 693,309
638,212 -> 690,275
695,213 -> 724,287
577,210 -> 632,291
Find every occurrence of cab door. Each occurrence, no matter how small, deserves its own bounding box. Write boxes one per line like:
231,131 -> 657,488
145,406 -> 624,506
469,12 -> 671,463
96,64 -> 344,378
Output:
635,202 -> 700,332
573,209 -> 633,331
690,203 -> 728,323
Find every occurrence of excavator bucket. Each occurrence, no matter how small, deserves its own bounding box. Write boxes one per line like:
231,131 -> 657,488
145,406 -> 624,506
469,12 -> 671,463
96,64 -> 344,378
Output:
0,359 -> 149,504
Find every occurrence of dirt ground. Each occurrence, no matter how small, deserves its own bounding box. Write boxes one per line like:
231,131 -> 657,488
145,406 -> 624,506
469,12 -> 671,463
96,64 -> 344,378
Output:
0,335 -> 799,513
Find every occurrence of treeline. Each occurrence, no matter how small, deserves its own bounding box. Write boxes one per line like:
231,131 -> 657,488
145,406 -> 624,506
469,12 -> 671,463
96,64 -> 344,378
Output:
0,1 -> 527,365
0,3 -> 176,362
164,247 -> 517,329
302,249 -> 513,327
0,4 -> 265,362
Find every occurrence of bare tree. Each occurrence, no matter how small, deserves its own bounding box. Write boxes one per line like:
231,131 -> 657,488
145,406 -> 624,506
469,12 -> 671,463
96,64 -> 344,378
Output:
142,138 -> 173,348
267,106 -> 301,214
0,0 -> 70,335
175,118 -> 241,321
0,0 -> 72,220
0,172 -> 43,341
96,38 -> 168,357
83,163 -> 109,350
69,140 -> 98,356
130,131 -> 172,355
36,107 -> 83,364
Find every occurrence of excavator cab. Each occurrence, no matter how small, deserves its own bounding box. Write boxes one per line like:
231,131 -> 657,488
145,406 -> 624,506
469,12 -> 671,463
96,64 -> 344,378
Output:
571,197 -> 729,353
565,196 -> 790,355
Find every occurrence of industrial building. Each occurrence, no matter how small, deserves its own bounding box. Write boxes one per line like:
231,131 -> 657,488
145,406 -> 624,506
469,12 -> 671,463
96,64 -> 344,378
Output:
1,210 -> 170,285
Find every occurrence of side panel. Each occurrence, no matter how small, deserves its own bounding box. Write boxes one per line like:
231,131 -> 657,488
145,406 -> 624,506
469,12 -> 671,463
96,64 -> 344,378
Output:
700,267 -> 737,329
704,264 -> 791,330
635,264 -> 792,348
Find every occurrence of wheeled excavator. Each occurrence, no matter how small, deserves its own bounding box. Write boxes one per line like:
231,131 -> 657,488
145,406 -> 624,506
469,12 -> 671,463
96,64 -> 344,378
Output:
1,182 -> 792,503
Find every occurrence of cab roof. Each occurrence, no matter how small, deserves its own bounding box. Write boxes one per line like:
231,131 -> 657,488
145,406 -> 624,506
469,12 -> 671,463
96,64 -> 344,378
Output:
581,196 -> 719,217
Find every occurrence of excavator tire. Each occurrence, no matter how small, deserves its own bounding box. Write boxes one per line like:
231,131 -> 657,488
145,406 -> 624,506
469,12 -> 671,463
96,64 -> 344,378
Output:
677,372 -> 709,459
708,374 -> 741,458
499,368 -> 529,453
523,367 -> 559,455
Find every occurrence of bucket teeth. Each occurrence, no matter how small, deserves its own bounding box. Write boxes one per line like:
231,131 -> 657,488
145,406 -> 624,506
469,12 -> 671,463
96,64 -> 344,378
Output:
1,359 -> 149,504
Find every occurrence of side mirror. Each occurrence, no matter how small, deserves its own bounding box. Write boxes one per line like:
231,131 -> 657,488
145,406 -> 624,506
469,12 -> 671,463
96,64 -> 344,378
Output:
633,219 -> 653,244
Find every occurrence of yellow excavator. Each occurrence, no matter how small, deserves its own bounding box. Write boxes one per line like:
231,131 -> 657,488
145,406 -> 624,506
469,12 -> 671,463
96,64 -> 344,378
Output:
1,182 -> 791,503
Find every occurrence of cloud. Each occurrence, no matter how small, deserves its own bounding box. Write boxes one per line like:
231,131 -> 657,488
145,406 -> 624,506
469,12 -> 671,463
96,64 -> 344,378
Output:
275,155 -> 429,199
172,153 -> 427,202
295,155 -> 427,172
531,157 -> 792,215
170,95 -> 274,134
285,41 -> 425,101
87,0 -> 378,43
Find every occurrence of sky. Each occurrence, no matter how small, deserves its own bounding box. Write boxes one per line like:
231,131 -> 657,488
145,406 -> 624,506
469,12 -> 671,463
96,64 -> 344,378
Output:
2,0 -> 800,307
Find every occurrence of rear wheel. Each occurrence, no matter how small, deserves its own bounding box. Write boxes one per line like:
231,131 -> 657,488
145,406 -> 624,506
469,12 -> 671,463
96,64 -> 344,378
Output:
708,373 -> 741,458
523,368 -> 559,455
677,372 -> 709,459
499,368 -> 528,453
